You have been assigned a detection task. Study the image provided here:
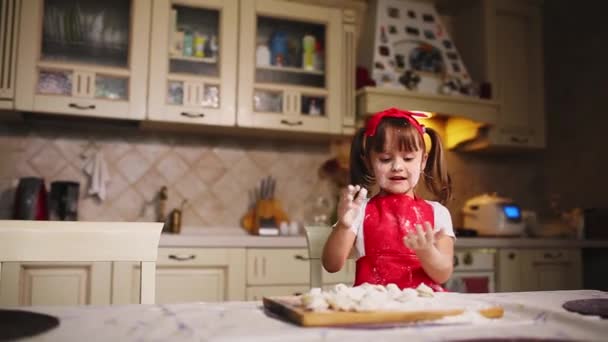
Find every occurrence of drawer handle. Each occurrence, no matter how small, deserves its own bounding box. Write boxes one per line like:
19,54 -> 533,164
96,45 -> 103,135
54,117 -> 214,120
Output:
543,252 -> 563,259
69,103 -> 96,110
294,255 -> 310,261
280,119 -> 303,126
510,136 -> 529,144
533,261 -> 570,267
181,112 -> 206,118
168,254 -> 196,261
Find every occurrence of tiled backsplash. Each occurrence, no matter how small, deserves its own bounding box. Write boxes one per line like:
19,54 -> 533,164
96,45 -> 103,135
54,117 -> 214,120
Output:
0,118 -> 542,228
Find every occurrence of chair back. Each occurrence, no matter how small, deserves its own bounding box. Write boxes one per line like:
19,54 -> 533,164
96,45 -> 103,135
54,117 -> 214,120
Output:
304,225 -> 333,289
0,220 -> 163,305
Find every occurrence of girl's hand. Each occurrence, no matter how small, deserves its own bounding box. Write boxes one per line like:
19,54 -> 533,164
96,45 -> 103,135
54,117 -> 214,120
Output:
403,222 -> 444,252
337,185 -> 368,229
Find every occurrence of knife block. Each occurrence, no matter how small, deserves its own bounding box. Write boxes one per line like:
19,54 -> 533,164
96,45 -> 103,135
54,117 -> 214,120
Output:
241,199 -> 289,235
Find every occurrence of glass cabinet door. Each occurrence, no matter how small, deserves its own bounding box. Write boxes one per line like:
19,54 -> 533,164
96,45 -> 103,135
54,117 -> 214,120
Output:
15,0 -> 151,120
147,0 -> 238,126
237,0 -> 342,133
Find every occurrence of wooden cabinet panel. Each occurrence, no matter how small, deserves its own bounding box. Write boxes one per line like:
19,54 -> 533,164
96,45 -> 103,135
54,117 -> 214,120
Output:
497,248 -> 582,292
15,0 -> 151,120
147,0 -> 239,126
112,248 -> 246,304
0,262 -> 111,306
246,248 -> 310,285
246,285 -> 309,301
236,0 -> 343,134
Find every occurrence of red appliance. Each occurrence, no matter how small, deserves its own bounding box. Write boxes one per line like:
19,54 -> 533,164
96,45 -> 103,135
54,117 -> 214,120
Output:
12,177 -> 48,220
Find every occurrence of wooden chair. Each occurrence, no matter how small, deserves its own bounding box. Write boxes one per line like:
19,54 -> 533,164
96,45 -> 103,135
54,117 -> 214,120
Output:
0,220 -> 163,305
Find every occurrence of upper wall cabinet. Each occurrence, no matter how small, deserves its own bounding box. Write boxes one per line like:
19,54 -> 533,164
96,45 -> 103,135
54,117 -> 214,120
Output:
15,0 -> 151,120
147,0 -> 238,127
0,0 -> 19,110
236,0 -> 344,134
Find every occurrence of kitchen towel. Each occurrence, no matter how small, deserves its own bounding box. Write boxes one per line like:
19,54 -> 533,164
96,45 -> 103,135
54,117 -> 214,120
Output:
83,150 -> 110,201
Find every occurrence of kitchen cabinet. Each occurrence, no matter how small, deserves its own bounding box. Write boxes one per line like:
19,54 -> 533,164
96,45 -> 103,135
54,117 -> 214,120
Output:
520,249 -> 582,291
112,248 -> 246,304
0,0 -> 19,110
497,248 -> 582,292
236,0 -> 345,134
15,0 -> 151,120
0,262 -> 112,306
245,248 -> 355,299
147,0 -> 238,127
443,0 -> 545,150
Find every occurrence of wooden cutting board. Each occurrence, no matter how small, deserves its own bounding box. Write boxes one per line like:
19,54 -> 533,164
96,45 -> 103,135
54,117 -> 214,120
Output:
263,296 -> 504,327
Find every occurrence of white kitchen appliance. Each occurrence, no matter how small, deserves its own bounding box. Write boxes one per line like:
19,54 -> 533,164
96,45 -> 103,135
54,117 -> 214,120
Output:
462,193 -> 525,236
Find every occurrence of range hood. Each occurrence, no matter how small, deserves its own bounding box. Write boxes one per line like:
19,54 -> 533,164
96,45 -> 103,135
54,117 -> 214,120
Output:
357,86 -> 499,125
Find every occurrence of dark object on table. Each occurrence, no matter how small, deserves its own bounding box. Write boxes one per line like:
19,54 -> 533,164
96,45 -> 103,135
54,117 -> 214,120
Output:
455,227 -> 478,237
562,298 -> 608,318
0,309 -> 60,341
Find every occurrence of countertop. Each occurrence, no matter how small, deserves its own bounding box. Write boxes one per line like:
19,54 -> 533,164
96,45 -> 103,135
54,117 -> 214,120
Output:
160,227 -> 608,249
15,290 -> 608,341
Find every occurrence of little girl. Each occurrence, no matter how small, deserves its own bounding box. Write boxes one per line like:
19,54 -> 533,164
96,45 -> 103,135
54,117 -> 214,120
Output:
322,107 -> 454,291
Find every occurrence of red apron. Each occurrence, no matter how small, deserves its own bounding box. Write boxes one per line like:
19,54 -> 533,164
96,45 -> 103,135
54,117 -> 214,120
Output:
354,194 -> 445,291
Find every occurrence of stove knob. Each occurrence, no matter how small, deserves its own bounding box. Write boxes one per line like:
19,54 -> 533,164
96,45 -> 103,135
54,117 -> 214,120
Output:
453,255 -> 459,267
463,252 -> 473,265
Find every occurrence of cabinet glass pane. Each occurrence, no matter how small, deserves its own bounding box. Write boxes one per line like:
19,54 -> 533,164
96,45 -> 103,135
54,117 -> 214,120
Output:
253,89 -> 282,113
168,5 -> 219,77
201,84 -> 220,108
41,0 -> 131,68
167,81 -> 183,105
300,95 -> 325,116
255,16 -> 325,88
37,69 -> 72,95
95,75 -> 128,100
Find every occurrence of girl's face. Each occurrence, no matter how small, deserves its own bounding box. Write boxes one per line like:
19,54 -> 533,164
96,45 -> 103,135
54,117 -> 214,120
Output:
369,127 -> 427,196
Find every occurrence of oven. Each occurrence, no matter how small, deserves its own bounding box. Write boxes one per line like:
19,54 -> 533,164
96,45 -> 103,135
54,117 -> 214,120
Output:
444,249 -> 496,293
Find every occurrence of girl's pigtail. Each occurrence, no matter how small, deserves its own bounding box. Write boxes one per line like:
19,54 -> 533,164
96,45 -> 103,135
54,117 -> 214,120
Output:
349,128 -> 370,187
423,127 -> 452,204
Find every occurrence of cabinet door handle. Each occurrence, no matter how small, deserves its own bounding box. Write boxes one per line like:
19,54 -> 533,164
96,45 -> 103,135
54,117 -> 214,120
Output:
543,252 -> 563,259
69,103 -> 96,110
181,112 -> 206,118
510,136 -> 529,144
294,255 -> 310,261
533,261 -> 570,267
262,257 -> 267,276
280,119 -> 303,126
168,254 -> 196,261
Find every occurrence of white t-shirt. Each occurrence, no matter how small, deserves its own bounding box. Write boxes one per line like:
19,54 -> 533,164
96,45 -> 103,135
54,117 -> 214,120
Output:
347,198 -> 455,259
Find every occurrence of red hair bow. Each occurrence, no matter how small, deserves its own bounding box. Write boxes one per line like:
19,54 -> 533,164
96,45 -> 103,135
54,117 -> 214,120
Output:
364,107 -> 428,137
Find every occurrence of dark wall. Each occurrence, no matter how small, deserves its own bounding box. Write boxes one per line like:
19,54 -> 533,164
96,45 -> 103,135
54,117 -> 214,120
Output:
542,0 -> 608,213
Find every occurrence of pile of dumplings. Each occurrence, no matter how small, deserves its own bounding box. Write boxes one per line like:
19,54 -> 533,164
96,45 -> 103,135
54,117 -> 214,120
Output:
301,283 -> 438,312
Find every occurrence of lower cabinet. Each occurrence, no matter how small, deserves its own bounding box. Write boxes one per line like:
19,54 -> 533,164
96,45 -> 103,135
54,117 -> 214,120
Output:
112,248 -> 246,304
245,248 -> 356,299
497,248 -> 582,292
0,262 -> 112,306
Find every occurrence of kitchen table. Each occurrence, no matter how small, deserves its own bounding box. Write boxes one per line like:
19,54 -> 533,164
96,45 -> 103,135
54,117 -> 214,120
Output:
4,290 -> 607,341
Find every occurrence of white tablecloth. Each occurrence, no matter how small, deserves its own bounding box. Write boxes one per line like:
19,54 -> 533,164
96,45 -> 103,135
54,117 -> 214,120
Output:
12,290 -> 608,341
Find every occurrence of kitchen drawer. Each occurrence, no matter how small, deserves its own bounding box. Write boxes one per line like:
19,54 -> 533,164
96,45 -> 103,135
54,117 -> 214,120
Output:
528,249 -> 579,265
247,248 -> 310,285
246,285 -> 309,301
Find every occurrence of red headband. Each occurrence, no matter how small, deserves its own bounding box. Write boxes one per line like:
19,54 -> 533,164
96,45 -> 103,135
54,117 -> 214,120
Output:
364,107 -> 428,137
